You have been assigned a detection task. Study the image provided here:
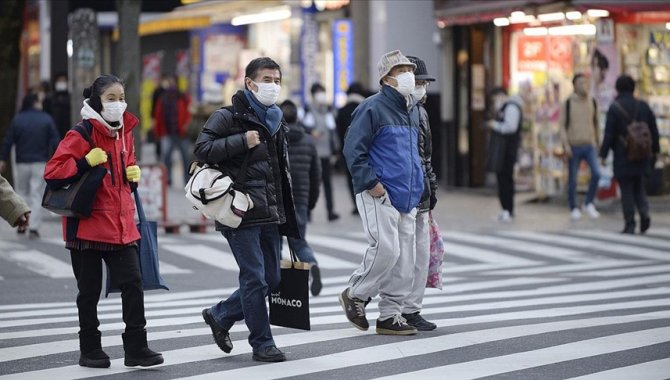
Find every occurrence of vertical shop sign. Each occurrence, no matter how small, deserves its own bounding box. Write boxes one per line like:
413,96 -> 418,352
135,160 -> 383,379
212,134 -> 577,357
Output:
176,50 -> 190,92
68,8 -> 100,132
301,7 -> 319,105
333,19 -> 353,108
516,35 -> 572,73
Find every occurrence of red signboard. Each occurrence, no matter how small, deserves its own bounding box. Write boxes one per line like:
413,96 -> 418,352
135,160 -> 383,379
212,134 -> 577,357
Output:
517,35 -> 572,72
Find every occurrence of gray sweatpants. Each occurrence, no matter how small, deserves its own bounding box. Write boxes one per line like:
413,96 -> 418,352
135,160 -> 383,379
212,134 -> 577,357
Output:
403,210 -> 430,314
15,162 -> 46,230
349,191 -> 417,320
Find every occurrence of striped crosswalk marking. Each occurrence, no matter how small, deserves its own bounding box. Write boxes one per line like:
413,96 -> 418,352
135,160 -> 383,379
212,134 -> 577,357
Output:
0,249 -> 72,278
0,228 -> 668,378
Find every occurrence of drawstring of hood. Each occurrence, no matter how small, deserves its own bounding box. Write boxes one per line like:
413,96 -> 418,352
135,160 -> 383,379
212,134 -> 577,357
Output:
80,99 -> 127,153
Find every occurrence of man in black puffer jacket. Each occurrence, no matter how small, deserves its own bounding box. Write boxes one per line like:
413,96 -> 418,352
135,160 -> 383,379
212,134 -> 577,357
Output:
280,99 -> 322,296
194,57 -> 298,363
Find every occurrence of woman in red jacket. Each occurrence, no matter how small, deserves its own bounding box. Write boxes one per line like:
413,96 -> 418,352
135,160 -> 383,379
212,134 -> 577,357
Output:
44,75 -> 163,368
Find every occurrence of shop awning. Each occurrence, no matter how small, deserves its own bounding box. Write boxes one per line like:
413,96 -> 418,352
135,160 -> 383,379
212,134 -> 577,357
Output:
434,0 -> 557,26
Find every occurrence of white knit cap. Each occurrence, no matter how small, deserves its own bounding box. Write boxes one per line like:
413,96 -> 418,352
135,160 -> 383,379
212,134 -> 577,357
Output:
377,50 -> 416,83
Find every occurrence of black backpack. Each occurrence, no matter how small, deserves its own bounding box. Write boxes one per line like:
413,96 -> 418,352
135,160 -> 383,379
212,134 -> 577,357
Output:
613,101 -> 653,162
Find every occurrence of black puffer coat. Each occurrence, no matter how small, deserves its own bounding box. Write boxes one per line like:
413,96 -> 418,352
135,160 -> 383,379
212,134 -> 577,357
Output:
194,90 -> 299,237
287,122 -> 321,209
417,105 -> 438,212
600,93 -> 660,178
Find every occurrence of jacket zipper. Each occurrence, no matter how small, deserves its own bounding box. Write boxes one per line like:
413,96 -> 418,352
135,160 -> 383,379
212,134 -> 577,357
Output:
407,108 -> 415,212
107,150 -> 116,186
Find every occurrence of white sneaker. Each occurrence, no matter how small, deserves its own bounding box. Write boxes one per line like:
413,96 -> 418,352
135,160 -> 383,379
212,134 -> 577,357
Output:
583,203 -> 600,219
497,210 -> 512,223
570,208 -> 582,220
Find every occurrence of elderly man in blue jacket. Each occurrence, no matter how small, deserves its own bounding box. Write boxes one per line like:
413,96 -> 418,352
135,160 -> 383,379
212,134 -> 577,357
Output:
339,50 -> 424,336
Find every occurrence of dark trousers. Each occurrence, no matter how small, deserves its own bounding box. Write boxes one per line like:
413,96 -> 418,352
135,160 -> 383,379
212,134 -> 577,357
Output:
70,246 -> 146,336
496,144 -> 517,215
212,225 -> 281,350
320,157 -> 335,216
618,175 -> 649,229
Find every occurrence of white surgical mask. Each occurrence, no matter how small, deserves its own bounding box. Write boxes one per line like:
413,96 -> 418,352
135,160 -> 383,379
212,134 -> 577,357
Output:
101,101 -> 127,122
391,72 -> 415,97
411,85 -> 426,101
314,92 -> 327,105
251,81 -> 281,106
55,81 -> 68,92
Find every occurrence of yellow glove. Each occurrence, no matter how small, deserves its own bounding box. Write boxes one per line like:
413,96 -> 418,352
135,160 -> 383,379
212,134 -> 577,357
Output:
126,165 -> 141,183
85,148 -> 107,167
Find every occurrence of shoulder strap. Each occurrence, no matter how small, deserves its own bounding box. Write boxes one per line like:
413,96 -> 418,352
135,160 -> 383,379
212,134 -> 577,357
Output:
613,101 -> 632,122
73,120 -> 95,149
233,150 -> 252,189
565,98 -> 571,130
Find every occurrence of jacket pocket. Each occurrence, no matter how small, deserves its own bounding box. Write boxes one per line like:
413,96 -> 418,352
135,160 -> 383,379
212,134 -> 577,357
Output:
244,179 -> 270,220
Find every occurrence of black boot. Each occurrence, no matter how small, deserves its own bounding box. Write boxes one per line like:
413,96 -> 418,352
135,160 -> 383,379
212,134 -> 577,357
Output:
79,331 -> 110,368
122,329 -> 164,367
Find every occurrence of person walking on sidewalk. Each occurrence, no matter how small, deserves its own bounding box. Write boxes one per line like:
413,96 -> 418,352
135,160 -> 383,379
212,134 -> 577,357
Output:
280,99 -> 323,296
402,55 -> 437,331
559,73 -> 602,220
340,50 -> 423,336
44,75 -> 163,369
0,93 -> 60,238
600,74 -> 660,234
303,83 -> 340,221
0,173 -> 30,232
486,87 -> 523,222
195,57 -> 299,362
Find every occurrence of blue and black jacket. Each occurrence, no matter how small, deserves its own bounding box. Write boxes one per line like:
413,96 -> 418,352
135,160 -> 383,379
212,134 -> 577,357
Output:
343,85 -> 423,213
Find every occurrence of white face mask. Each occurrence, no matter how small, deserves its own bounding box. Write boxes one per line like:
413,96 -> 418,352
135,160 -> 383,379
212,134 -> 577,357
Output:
411,85 -> 427,101
314,92 -> 327,105
101,101 -> 127,122
391,72 -> 415,97
251,81 -> 281,106
55,81 -> 68,92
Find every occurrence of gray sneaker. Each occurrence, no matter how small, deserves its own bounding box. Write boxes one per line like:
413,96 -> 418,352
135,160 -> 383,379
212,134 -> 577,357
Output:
338,288 -> 369,330
402,312 -> 437,331
376,315 -> 418,335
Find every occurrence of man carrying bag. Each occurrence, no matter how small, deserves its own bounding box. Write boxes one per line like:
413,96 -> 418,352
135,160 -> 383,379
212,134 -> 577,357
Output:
194,57 -> 299,363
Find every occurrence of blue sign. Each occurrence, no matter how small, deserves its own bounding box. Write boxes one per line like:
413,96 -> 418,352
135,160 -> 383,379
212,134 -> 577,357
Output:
332,19 -> 353,108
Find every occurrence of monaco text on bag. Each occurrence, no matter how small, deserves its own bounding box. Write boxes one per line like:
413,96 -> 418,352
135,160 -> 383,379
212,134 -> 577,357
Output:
269,246 -> 311,330
42,121 -> 106,218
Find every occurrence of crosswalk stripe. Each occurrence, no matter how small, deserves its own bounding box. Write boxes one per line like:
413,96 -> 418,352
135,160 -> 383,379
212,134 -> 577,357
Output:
177,317 -> 670,380
280,241 -> 356,269
567,230 -> 670,260
571,229 -> 670,250
445,231 -> 596,262
306,233 -> 369,255
443,241 -> 537,265
0,249 -> 72,278
572,263 -> 670,277
161,244 -> 238,272
372,327 -> 670,380
566,358 -> 670,380
484,260 -> 653,276
501,230 -> 670,261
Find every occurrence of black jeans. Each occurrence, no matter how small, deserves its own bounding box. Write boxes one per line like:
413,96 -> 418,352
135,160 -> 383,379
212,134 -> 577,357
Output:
70,246 -> 146,336
618,175 -> 649,228
496,140 -> 518,215
320,157 -> 335,216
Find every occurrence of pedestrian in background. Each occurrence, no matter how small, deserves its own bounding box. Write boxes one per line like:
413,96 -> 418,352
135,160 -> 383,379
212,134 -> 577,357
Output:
0,173 -> 30,232
153,74 -> 192,187
44,74 -> 163,368
336,82 -> 367,215
403,55 -> 437,331
280,99 -> 323,296
600,74 -> 660,234
341,50 -> 422,336
559,73 -> 601,221
303,82 -> 340,221
46,73 -> 72,138
486,87 -> 523,222
195,57 -> 299,363
0,93 -> 59,238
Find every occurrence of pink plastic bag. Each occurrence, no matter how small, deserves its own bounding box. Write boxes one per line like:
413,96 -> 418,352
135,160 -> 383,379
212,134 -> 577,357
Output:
426,211 -> 444,289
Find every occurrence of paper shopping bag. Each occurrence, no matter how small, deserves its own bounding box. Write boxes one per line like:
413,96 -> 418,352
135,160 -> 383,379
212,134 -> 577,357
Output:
269,249 -> 311,330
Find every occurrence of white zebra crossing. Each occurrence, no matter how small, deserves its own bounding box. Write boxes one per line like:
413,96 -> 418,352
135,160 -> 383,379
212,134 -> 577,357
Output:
0,229 -> 668,378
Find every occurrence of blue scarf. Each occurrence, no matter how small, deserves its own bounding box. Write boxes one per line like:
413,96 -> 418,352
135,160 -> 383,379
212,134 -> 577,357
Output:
244,90 -> 283,135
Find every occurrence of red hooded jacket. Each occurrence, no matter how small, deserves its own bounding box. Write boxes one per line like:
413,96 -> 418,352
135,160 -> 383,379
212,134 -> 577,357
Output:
44,105 -> 141,245
153,90 -> 191,138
